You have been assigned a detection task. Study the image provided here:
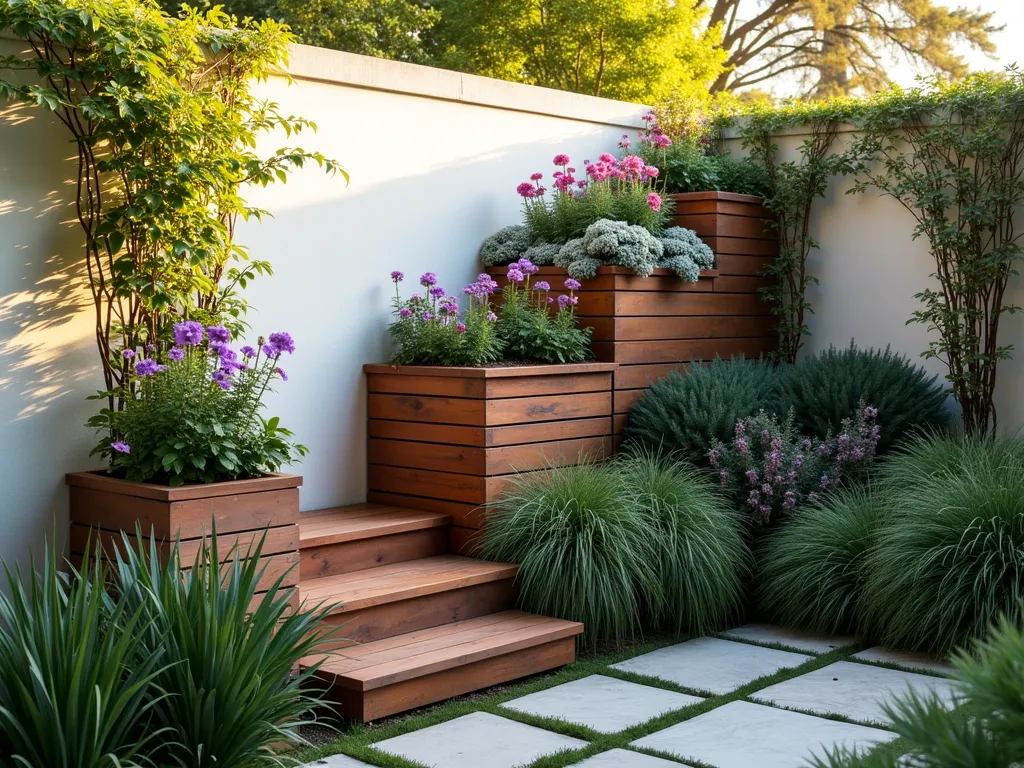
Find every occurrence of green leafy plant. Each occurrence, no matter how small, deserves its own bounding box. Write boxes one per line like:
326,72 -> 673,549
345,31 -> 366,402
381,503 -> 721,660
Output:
711,405 -> 880,525
496,266 -> 592,364
112,529 -> 336,768
0,546 -> 169,768
759,485 -> 886,635
0,1 -> 343,408
624,356 -> 780,464
860,433 -> 1024,654
741,102 -> 854,364
619,451 -> 748,634
812,615 -> 1024,768
88,323 -> 304,485
777,342 -> 950,453
387,271 -> 504,366
849,70 -> 1024,438
478,460 -> 662,646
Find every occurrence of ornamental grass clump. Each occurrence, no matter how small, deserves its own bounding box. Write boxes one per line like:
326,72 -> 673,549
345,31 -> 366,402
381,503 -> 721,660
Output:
777,342 -> 950,453
387,271 -> 504,366
860,433 -> 1024,654
619,451 -> 748,634
710,405 -> 879,526
624,356 -> 780,465
88,322 -> 304,486
478,460 -> 662,646
758,485 -> 886,635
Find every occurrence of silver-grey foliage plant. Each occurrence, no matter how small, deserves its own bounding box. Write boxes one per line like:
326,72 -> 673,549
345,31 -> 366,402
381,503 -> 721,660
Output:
479,225 -> 533,267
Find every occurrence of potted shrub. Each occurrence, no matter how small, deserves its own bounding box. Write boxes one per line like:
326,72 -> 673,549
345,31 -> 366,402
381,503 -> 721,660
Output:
366,270 -> 616,551
68,324 -> 306,593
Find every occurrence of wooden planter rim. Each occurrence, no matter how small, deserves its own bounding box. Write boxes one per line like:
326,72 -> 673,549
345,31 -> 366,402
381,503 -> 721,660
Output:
362,362 -> 617,379
65,471 -> 303,502
670,191 -> 765,204
485,266 -> 719,280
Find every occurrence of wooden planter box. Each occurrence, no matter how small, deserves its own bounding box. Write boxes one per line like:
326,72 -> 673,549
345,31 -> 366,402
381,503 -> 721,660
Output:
364,363 -> 617,551
67,472 -> 301,604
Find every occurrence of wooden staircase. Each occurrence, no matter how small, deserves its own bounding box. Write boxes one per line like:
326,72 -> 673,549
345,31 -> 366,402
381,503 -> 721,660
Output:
297,503 -> 584,721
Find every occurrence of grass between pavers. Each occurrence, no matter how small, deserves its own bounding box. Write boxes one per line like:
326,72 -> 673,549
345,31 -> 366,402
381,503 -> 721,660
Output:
295,632 -> 952,768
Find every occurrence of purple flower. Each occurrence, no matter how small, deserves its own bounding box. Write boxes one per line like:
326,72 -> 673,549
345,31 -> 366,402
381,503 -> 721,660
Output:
206,325 -> 231,344
423,312 -> 432,321
420,272 -> 438,287
168,347 -> 185,361
263,343 -> 279,358
517,258 -> 538,275
275,367 -> 288,381
391,270 -> 404,282
736,437 -> 748,455
212,369 -> 232,391
746,468 -> 759,484
564,278 -> 582,291
240,345 -> 256,358
719,469 -> 729,488
134,358 -> 164,377
456,323 -> 467,333
533,280 -> 550,292
863,405 -> 878,420
122,349 -> 135,359
268,332 -> 295,355
736,421 -> 746,438
761,483 -> 773,496
783,491 -> 797,510
553,153 -> 570,166
173,320 -> 204,347
111,441 -> 130,454
507,267 -> 525,284
399,308 -> 412,318
145,344 -> 156,353
486,312 -> 497,322
429,285 -> 447,300
557,294 -> 570,308
808,492 -> 821,503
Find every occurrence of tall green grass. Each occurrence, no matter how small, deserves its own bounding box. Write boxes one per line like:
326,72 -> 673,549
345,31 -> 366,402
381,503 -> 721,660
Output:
860,434 -> 1024,653
619,451 -> 748,634
759,485 -> 885,635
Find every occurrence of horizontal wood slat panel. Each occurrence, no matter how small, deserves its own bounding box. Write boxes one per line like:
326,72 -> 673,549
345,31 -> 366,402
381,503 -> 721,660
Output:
671,213 -> 777,240
300,527 -> 448,581
366,374 -> 485,398
485,417 -> 614,446
369,439 -> 485,475
594,336 -> 778,365
614,388 -> 646,414
484,436 -> 613,474
369,419 -> 486,446
484,372 -> 611,399
613,362 -> 693,390
576,291 -> 768,318
366,492 -> 484,528
368,394 -> 485,426
705,238 -> 779,258
70,523 -> 298,562
669,198 -> 770,217
594,315 -> 775,342
485,391 -> 611,426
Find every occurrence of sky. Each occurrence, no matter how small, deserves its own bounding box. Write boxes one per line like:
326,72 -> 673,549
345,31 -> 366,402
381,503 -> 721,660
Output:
890,0 -> 1023,86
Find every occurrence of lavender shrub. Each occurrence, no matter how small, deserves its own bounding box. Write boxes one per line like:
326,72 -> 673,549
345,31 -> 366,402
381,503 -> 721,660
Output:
710,405 -> 880,525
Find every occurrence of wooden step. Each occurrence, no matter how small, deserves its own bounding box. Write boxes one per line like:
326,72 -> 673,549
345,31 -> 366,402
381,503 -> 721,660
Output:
305,610 -> 583,721
299,504 -> 450,581
300,555 -> 517,647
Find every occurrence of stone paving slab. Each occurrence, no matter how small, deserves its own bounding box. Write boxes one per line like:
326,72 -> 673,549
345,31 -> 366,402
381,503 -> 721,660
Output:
631,700 -> 896,768
853,646 -> 956,676
611,637 -> 812,694
721,624 -> 857,655
569,748 -> 691,767
753,660 -> 959,724
304,756 -> 375,768
502,674 -> 702,734
372,711 -> 588,768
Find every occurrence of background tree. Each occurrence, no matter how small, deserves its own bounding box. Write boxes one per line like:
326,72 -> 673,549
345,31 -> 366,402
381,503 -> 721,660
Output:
421,0 -> 727,103
698,0 -> 998,96
160,0 -> 439,62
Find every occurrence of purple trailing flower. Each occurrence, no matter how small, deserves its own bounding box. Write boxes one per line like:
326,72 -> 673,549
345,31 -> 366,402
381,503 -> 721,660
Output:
275,367 -> 288,382
533,280 -> 550,292
391,270 -> 404,282
111,441 -> 130,454
122,349 -> 135,359
420,272 -> 438,287
134,358 -> 165,377
268,332 -> 295,355
207,325 -> 231,344
173,320 -> 204,347
168,347 -> 185,361
240,345 -> 257,358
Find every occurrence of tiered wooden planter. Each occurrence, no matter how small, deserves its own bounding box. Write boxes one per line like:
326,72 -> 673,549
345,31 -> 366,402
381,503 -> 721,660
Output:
487,190 -> 778,436
67,472 -> 301,609
363,363 -> 617,552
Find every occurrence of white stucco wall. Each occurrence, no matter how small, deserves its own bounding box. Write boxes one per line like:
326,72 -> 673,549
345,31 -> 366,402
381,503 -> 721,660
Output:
722,127 -> 1024,433
0,40 -> 647,570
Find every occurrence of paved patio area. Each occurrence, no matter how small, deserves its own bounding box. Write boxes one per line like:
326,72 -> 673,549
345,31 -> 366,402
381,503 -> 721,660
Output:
306,624 -> 959,768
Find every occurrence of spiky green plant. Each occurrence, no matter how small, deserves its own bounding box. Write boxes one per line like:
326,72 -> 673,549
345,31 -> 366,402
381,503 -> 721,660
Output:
0,546 -> 169,768
777,342 -> 949,453
759,485 -> 886,635
477,461 -> 662,646
811,615 -> 1024,768
624,356 -> 780,465
618,452 -> 748,634
112,530 -> 336,768
860,434 -> 1024,654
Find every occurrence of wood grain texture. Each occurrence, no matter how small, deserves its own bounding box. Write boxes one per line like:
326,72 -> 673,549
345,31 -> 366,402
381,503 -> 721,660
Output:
589,315 -> 774,342
593,336 -> 778,365
300,528 -> 449,581
65,471 -> 301,502
70,523 -> 298,563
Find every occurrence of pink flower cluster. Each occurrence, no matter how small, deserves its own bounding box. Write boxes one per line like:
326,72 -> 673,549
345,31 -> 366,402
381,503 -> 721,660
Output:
516,152 -> 663,211
638,111 -> 673,149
